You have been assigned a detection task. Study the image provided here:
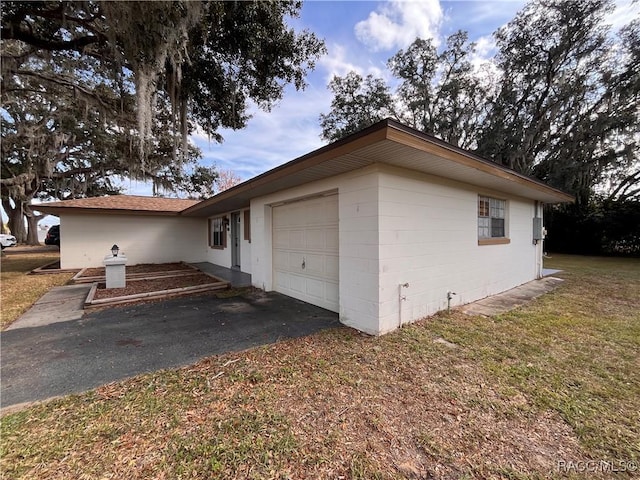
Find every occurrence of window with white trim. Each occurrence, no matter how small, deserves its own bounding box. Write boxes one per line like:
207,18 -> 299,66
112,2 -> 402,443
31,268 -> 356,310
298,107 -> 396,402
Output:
478,196 -> 506,238
209,217 -> 226,248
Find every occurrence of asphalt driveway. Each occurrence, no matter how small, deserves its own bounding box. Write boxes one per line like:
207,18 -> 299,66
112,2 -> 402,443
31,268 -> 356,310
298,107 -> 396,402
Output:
0,291 -> 339,408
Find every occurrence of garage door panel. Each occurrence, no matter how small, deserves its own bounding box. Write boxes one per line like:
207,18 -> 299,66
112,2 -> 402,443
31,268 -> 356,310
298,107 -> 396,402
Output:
289,205 -> 305,225
305,277 -> 325,299
273,230 -> 289,249
288,230 -> 304,249
273,194 -> 339,313
289,273 -> 306,294
306,204 -> 325,223
302,253 -> 325,276
289,252 -> 304,270
326,282 -> 339,304
273,250 -> 289,270
305,229 -> 326,250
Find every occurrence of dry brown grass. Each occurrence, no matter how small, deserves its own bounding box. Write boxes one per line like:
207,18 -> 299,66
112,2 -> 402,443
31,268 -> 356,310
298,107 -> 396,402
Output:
1,254 -> 638,479
0,252 -> 74,329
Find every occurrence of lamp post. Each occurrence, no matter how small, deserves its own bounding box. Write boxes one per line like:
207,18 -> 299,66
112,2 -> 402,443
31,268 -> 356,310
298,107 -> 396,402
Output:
104,245 -> 126,288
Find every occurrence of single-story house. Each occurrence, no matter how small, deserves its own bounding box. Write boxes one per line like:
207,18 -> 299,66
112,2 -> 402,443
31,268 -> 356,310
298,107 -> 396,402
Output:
38,119 -> 573,335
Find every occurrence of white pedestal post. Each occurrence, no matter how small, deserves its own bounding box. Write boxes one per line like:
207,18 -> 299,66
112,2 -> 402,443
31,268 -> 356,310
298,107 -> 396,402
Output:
103,254 -> 127,288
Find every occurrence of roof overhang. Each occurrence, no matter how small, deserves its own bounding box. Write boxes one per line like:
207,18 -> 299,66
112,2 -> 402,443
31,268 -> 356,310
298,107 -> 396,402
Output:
182,119 -> 573,218
35,206 -> 184,216
35,195 -> 199,217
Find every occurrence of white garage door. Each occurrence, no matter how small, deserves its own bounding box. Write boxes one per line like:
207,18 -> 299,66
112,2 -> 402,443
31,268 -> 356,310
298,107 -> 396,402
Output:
273,194 -> 339,312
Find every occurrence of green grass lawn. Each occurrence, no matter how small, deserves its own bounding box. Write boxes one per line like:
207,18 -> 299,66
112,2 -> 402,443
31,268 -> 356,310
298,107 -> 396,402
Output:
1,254 -> 638,479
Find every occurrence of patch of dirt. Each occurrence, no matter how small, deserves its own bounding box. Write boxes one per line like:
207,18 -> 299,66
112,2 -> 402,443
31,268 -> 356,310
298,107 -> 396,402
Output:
92,273 -> 219,300
80,262 -> 193,278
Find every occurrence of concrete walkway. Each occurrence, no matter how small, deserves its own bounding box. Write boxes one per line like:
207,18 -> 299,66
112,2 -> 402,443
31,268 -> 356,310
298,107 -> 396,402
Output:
191,262 -> 252,288
542,268 -> 562,277
461,276 -> 564,317
6,284 -> 91,330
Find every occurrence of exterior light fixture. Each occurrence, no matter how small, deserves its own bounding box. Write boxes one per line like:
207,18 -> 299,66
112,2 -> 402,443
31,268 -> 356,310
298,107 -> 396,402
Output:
111,244 -> 119,257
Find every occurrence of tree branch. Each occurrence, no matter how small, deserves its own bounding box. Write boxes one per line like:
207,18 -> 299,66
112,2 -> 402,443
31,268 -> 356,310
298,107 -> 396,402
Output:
51,167 -> 95,179
15,70 -> 114,111
0,172 -> 36,188
609,170 -> 640,200
1,27 -> 103,53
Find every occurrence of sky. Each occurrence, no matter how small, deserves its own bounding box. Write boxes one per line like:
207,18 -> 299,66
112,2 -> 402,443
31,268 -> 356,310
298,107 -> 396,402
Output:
150,0 -> 636,195
164,0 -> 528,189
10,0 -> 640,225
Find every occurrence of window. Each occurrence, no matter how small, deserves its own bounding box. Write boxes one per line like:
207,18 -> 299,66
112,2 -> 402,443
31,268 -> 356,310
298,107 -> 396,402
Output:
243,209 -> 251,243
209,217 -> 226,248
478,196 -> 508,243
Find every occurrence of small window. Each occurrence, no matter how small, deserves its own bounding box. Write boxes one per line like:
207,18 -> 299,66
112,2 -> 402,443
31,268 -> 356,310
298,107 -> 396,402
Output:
209,217 -> 226,248
478,196 -> 506,239
243,209 -> 251,243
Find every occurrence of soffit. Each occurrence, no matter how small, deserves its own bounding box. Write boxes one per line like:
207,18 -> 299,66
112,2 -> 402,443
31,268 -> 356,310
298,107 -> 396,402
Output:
182,123 -> 572,218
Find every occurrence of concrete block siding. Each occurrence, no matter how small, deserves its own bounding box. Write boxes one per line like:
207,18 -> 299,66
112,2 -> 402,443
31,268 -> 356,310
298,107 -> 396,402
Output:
250,163 -> 542,335
377,165 -> 539,333
60,215 -> 207,269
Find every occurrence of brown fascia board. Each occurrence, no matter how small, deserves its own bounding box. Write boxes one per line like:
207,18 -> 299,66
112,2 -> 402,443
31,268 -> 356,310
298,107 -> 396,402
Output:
179,121 -> 390,216
181,119 -> 574,217
384,119 -> 575,203
36,206 -> 183,217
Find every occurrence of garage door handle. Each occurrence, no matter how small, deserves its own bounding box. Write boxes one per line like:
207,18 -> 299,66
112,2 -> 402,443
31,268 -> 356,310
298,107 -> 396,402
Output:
302,258 -> 306,269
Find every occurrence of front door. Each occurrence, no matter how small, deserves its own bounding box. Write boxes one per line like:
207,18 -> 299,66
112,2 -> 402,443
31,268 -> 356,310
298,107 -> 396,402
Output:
231,212 -> 241,270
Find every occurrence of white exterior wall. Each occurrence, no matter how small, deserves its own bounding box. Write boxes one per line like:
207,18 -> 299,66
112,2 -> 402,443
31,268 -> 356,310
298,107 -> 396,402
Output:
377,166 -> 539,334
250,166 -> 381,335
59,214 -> 207,269
205,208 -> 252,273
250,164 -> 541,335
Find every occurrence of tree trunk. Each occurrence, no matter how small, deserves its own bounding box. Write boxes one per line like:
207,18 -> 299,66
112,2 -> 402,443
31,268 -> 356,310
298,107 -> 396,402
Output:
1,198 -> 27,243
25,204 -> 44,246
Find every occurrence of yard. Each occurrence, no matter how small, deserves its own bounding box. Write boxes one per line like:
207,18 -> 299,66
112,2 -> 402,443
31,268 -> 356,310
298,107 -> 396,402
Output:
1,255 -> 638,479
0,249 -> 75,330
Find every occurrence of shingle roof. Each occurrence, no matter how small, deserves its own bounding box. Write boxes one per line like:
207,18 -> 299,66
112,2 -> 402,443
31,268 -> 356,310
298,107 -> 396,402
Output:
37,195 -> 200,216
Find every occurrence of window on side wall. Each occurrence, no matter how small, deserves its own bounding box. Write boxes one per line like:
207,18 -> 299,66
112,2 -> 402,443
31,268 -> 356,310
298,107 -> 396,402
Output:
478,195 -> 509,245
209,217 -> 226,249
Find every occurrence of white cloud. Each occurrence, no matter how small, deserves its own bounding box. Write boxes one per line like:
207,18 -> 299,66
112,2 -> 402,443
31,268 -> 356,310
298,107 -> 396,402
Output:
354,0 -> 444,51
318,43 -> 390,83
448,0 -> 525,29
192,85 -> 331,181
607,0 -> 640,32
319,43 -> 364,80
469,34 -> 497,70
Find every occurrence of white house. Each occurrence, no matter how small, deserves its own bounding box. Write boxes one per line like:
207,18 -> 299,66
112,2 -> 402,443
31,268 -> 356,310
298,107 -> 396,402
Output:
38,119 -> 573,335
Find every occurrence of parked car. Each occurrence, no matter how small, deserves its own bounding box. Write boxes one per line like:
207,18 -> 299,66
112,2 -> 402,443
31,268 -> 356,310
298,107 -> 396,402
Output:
44,225 -> 60,246
0,233 -> 17,250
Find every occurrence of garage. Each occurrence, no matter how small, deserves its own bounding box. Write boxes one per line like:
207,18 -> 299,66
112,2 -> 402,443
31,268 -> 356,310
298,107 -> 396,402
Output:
272,193 -> 339,312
